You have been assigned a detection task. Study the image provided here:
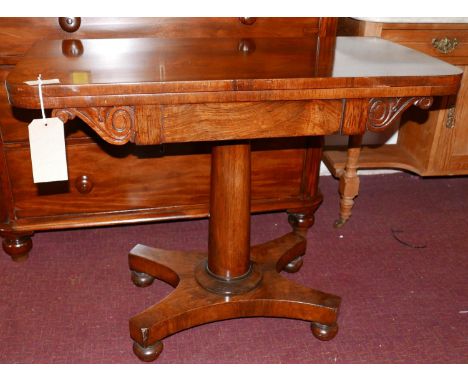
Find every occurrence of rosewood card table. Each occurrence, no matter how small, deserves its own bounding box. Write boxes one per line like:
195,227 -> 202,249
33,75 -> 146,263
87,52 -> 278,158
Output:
6,35 -> 461,361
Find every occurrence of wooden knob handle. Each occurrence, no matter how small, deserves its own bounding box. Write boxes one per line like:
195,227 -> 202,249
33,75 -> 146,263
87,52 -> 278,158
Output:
239,17 -> 257,25
59,17 -> 81,33
75,175 -> 93,194
61,40 -> 84,57
238,39 -> 256,54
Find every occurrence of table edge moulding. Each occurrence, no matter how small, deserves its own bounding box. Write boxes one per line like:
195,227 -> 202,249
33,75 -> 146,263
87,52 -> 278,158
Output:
4,29 -> 462,362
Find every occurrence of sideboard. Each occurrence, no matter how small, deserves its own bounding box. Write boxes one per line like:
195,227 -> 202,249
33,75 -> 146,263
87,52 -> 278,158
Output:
0,17 -> 337,261
324,18 -> 468,227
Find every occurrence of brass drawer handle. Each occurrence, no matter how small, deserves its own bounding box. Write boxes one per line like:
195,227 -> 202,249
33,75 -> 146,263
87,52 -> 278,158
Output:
432,37 -> 459,54
58,17 -> 81,33
446,106 -> 456,129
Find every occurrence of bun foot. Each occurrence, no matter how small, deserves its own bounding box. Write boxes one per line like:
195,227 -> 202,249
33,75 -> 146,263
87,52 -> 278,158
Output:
2,235 -> 33,262
311,322 -> 338,341
133,341 -> 163,362
131,270 -> 155,287
287,212 -> 315,238
283,256 -> 304,273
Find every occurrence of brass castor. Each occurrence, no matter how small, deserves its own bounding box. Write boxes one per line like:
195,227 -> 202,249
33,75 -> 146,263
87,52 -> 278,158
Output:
283,256 -> 304,273
333,218 -> 347,229
131,270 -> 155,287
311,322 -> 339,341
133,341 -> 163,362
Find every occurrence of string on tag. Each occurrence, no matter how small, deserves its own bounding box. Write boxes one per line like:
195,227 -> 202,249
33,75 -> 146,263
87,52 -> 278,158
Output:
37,74 -> 47,125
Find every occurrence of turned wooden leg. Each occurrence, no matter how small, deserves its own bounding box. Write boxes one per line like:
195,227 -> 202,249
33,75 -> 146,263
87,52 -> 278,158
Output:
283,211 -> 311,273
334,134 -> 363,228
1,232 -> 33,262
287,210 -> 315,238
285,195 -> 323,273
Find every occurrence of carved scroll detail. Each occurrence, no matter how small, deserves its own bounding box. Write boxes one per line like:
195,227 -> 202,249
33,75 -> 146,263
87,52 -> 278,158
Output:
52,106 -> 135,145
366,97 -> 433,132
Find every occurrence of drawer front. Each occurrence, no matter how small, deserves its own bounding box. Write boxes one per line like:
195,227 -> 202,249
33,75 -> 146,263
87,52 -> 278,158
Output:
160,100 -> 343,143
0,17 -> 321,64
6,140 -> 305,219
382,28 -> 468,64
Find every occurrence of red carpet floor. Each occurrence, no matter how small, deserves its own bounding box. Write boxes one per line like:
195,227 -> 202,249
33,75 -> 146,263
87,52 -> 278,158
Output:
0,173 -> 467,363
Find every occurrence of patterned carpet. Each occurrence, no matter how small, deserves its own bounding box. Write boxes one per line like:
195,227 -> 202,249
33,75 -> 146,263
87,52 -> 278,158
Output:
0,173 -> 467,363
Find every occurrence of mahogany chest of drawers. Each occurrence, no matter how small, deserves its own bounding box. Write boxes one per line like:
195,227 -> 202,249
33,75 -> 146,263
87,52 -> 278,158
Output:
0,17 -> 337,260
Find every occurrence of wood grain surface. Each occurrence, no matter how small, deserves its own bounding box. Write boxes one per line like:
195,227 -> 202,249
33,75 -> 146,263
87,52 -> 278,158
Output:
6,37 -> 461,109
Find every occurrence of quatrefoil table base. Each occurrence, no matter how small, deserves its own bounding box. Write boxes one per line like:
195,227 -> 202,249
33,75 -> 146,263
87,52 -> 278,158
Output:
128,233 -> 340,362
127,142 -> 340,362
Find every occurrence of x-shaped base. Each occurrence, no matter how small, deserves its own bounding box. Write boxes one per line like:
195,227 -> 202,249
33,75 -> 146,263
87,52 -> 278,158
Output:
128,232 -> 340,362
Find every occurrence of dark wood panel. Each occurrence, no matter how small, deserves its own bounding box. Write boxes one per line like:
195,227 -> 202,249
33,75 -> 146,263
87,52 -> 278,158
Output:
0,139 -> 13,225
0,17 -> 323,64
7,197 -> 313,232
6,140 -> 305,219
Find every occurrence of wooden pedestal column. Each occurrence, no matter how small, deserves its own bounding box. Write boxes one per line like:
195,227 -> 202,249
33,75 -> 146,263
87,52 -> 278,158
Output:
208,143 -> 251,280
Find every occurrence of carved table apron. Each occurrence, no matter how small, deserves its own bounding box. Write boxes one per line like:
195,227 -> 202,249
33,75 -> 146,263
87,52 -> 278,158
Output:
5,36 -> 462,361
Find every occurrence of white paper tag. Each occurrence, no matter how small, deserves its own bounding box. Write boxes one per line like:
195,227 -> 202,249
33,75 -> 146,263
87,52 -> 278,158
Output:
28,117 -> 68,183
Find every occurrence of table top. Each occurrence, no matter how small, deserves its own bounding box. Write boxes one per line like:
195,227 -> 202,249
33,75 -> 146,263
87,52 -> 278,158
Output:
6,36 -> 462,108
353,17 -> 468,24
